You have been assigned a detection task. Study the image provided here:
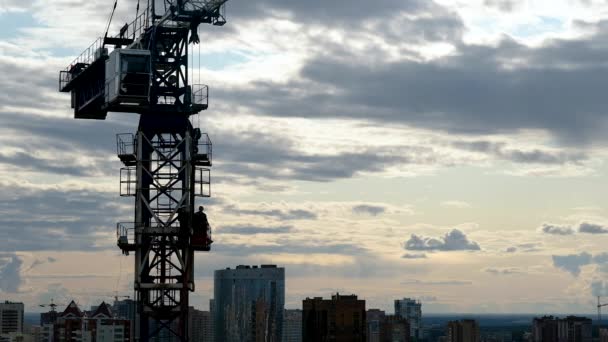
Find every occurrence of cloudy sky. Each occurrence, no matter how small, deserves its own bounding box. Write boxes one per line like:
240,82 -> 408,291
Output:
2,0 -> 608,315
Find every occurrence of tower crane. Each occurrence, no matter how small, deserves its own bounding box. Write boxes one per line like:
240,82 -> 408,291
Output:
39,299 -> 64,312
598,296 -> 608,329
57,1 -> 228,341
114,295 -> 131,303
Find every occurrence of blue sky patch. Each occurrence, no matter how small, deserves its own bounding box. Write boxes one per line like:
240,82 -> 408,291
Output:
512,16 -> 565,38
196,51 -> 250,70
0,12 -> 38,39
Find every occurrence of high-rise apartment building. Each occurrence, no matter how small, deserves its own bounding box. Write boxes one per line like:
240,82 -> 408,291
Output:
380,315 -> 410,342
303,293 -> 366,342
532,316 -> 592,342
189,307 -> 213,342
367,309 -> 386,342
533,316 -> 559,342
600,328 -> 608,342
214,265 -> 285,342
447,319 -> 480,342
0,301 -> 23,335
113,299 -> 135,320
282,309 -> 302,342
394,298 -> 422,340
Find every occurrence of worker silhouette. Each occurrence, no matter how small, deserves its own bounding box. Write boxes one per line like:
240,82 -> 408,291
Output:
193,206 -> 213,245
177,206 -> 188,235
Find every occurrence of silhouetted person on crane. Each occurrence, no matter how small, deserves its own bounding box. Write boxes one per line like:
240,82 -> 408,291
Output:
177,207 -> 189,236
193,206 -> 213,245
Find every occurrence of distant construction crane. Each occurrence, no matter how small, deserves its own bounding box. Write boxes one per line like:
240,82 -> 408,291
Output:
598,296 -> 608,329
57,1 -> 228,341
39,299 -> 64,312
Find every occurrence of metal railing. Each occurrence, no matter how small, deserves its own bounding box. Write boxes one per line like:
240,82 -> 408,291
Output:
195,132 -> 212,163
120,168 -> 137,196
117,222 -> 137,245
59,71 -> 71,92
62,37 -> 105,76
60,5 -> 151,87
192,84 -> 209,107
195,168 -> 211,197
116,133 -> 136,156
120,7 -> 149,42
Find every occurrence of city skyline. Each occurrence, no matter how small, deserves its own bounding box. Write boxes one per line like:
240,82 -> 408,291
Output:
1,0 -> 608,316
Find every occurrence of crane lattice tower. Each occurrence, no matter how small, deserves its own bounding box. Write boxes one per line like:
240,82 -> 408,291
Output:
58,1 -> 228,341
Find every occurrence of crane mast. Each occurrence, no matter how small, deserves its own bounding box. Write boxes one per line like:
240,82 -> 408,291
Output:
58,1 -> 228,341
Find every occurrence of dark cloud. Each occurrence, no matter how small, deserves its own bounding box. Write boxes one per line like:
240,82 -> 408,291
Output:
219,27 -> 608,147
452,140 -> 587,165
0,184 -> 127,252
352,204 -> 386,216
222,204 -> 317,220
552,253 -> 592,276
0,151 -> 104,177
541,223 -> 608,236
219,225 -> 293,235
505,243 -> 542,253
0,253 -> 23,293
401,279 -> 473,286
579,222 -> 608,234
484,0 -> 519,12
213,240 -> 368,257
402,253 -> 427,259
0,111 -> 136,155
230,0 -> 444,27
553,252 -> 608,277
541,224 -> 575,236
214,130 -> 420,182
404,229 -> 481,252
484,267 -> 522,275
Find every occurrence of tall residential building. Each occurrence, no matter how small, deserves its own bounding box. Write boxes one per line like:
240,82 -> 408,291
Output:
40,310 -> 58,326
209,299 -> 216,342
533,316 -> 559,342
0,301 -> 24,335
40,324 -> 54,342
214,265 -> 285,342
282,309 -> 302,342
380,315 -> 410,342
113,299 -> 135,320
303,293 -> 366,342
189,307 -> 213,342
113,299 -> 135,341
600,328 -> 608,342
532,316 -> 592,342
367,309 -> 386,342
394,298 -> 422,340
447,319 -> 480,342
